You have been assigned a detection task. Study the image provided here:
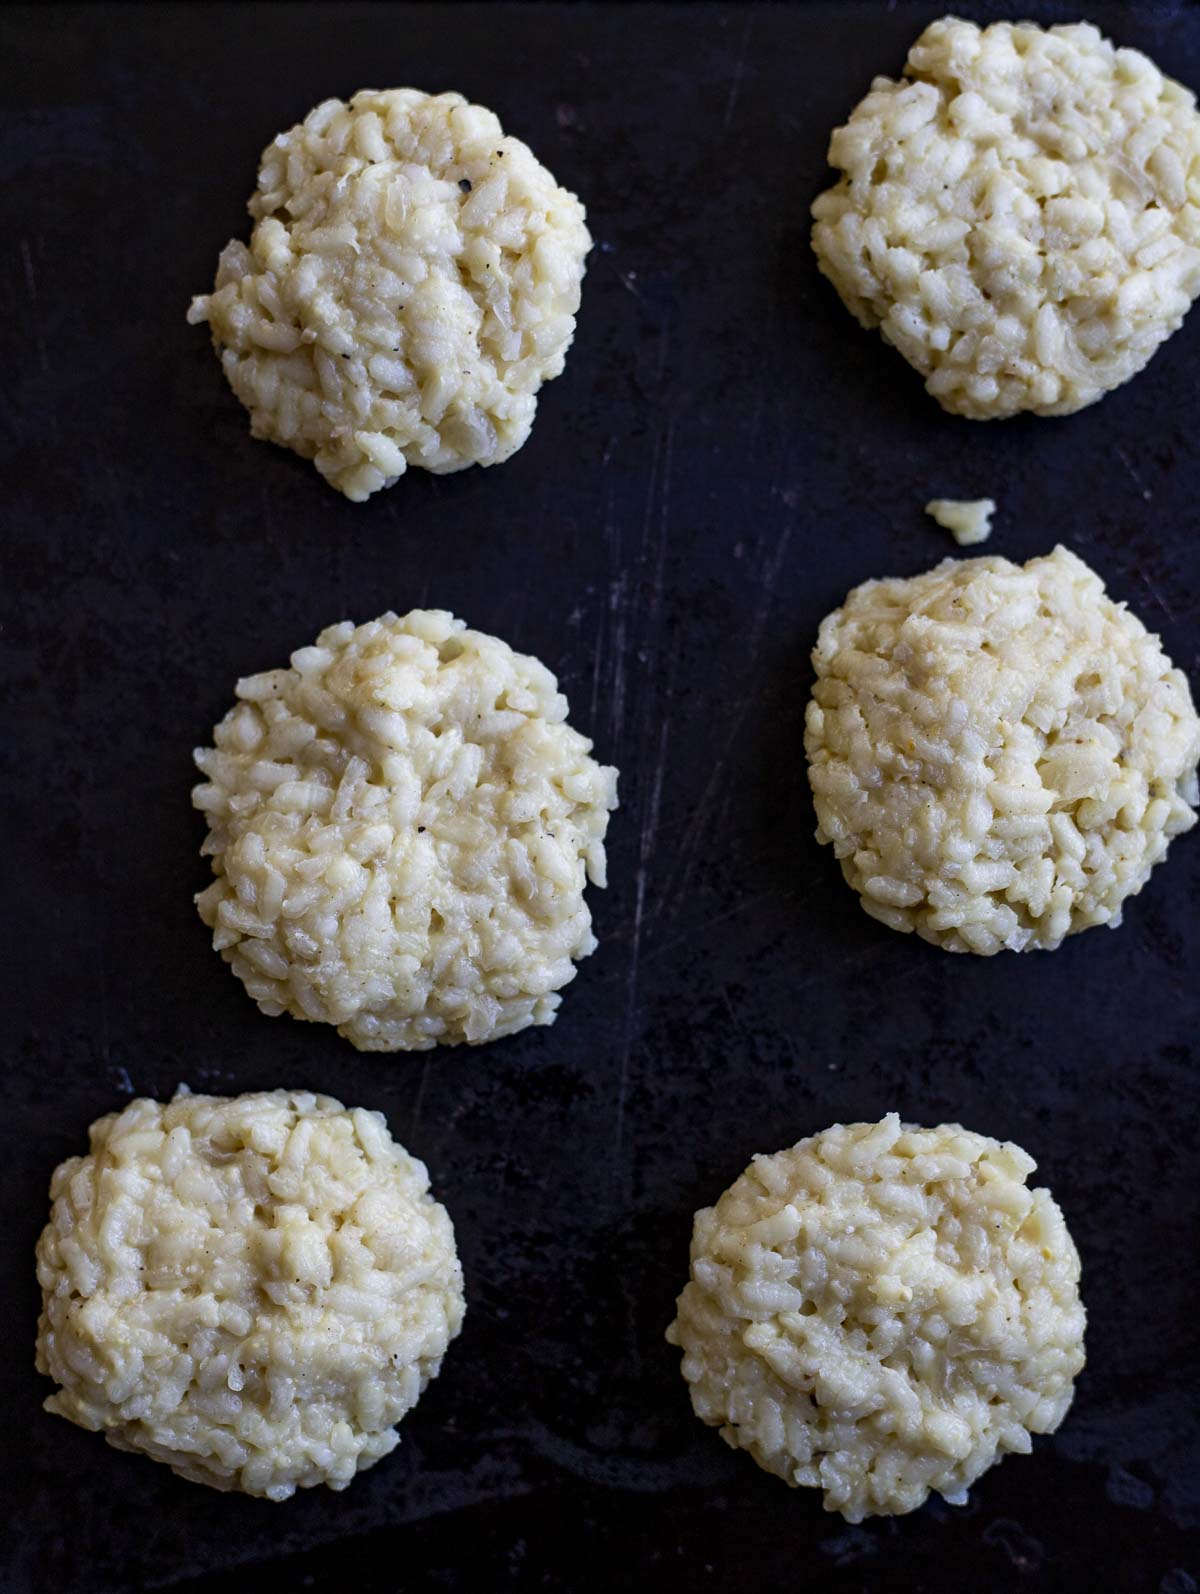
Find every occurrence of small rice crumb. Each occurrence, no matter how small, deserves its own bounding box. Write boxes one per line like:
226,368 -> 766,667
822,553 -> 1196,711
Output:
926,497 -> 996,544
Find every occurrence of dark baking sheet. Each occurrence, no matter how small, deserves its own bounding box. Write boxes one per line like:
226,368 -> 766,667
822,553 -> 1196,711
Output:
4,3 -> 1199,1590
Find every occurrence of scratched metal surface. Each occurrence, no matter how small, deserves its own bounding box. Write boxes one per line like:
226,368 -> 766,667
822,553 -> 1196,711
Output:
3,2 -> 1199,1590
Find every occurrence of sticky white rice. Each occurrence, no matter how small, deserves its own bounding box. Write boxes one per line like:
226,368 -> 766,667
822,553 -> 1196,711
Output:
35,1090 -> 464,1500
667,1115 -> 1086,1522
805,546 -> 1200,953
193,609 -> 618,1050
188,89 -> 591,499
812,18 -> 1200,418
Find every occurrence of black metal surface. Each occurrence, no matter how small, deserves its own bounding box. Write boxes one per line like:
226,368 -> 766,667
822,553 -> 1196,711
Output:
3,3 -> 1199,1590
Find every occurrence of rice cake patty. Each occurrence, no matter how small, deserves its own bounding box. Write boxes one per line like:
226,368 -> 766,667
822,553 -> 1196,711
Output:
188,89 -> 591,500
811,19 -> 1200,419
805,546 -> 1200,954
667,1115 -> 1086,1522
193,609 -> 618,1051
35,1090 -> 464,1501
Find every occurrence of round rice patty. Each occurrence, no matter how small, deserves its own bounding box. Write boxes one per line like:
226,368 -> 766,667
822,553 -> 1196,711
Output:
805,546 -> 1200,954
811,18 -> 1200,418
667,1115 -> 1086,1522
35,1090 -> 464,1500
188,89 -> 591,500
193,609 -> 618,1051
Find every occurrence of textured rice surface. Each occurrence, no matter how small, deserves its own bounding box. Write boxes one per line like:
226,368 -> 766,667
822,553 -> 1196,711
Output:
812,18 -> 1200,418
925,497 -> 996,545
188,89 -> 591,500
667,1115 -> 1086,1522
805,546 -> 1200,953
35,1090 -> 464,1500
193,610 -> 618,1050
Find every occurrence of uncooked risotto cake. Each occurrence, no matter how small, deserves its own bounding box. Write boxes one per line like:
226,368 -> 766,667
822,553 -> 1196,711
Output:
811,18 -> 1200,418
188,89 -> 591,499
805,546 -> 1200,953
667,1115 -> 1086,1522
35,1090 -> 464,1500
193,610 -> 618,1050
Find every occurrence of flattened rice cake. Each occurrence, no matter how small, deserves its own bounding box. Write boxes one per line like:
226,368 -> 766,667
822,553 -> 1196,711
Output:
667,1115 -> 1086,1521
193,610 -> 618,1050
189,89 -> 591,499
36,1090 -> 464,1500
812,18 -> 1200,418
804,546 -> 1200,953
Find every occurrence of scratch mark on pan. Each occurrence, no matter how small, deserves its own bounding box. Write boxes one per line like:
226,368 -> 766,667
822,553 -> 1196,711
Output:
1115,444 -> 1152,500
616,268 -> 644,302
607,572 -> 627,747
590,479 -> 616,731
20,237 -> 49,374
657,740 -> 729,925
637,420 -> 672,661
645,889 -> 784,965
719,982 -> 758,1060
612,713 -> 669,1185
612,423 -> 675,1189
747,515 -> 794,661
642,719 -> 670,899
743,385 -> 765,463
409,1054 -> 432,1140
612,860 -> 646,1182
723,12 -> 755,131
789,944 -> 880,997
658,515 -> 794,924
656,306 -> 673,387
1135,565 -> 1175,623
